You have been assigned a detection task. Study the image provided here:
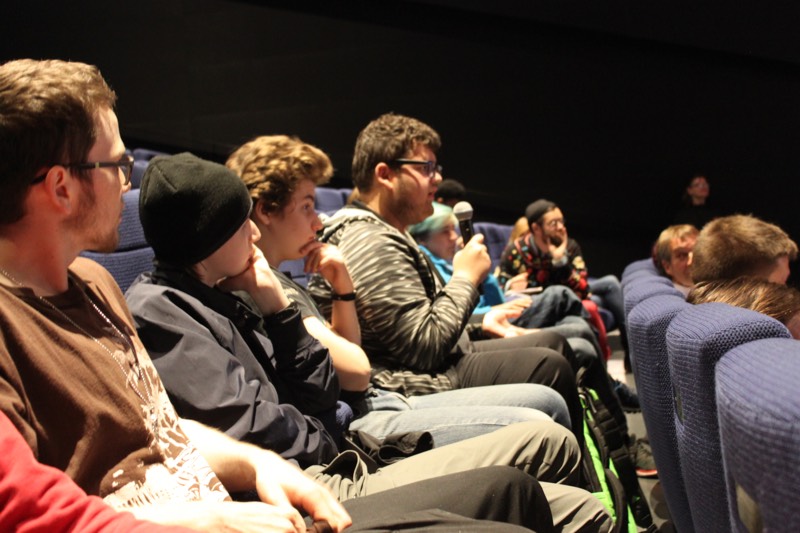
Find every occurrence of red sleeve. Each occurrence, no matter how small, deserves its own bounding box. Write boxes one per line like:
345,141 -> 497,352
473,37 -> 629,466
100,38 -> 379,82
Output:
0,411 -> 195,533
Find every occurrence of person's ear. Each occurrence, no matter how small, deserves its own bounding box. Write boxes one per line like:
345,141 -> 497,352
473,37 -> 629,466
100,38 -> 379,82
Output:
252,198 -> 272,226
662,260 -> 674,277
39,165 -> 80,216
375,163 -> 396,191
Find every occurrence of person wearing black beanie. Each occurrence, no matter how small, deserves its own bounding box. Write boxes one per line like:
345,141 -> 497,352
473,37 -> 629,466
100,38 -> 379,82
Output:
139,152 -> 253,268
126,153 -> 610,533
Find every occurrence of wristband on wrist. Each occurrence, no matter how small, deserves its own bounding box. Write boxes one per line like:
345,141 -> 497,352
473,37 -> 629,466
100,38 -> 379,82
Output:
330,291 -> 356,301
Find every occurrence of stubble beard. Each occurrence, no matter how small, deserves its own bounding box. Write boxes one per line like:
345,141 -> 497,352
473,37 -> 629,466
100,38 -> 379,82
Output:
68,182 -> 120,253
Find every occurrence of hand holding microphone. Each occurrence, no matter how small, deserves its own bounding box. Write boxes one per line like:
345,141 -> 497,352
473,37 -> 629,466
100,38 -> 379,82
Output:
453,201 -> 475,244
451,201 -> 490,287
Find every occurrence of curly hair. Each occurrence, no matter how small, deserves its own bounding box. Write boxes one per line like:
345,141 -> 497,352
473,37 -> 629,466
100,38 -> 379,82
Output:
226,135 -> 333,213
351,113 -> 441,193
0,59 -> 117,225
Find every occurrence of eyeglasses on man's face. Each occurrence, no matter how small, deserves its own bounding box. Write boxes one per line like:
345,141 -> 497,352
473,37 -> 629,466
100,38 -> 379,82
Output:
31,154 -> 135,186
543,218 -> 566,229
390,159 -> 443,180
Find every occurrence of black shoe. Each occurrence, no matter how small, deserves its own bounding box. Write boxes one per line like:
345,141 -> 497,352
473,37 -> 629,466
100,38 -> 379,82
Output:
613,379 -> 641,413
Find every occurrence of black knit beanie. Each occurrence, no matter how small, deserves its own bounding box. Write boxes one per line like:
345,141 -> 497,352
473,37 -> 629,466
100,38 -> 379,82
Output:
139,152 -> 252,266
525,199 -> 556,226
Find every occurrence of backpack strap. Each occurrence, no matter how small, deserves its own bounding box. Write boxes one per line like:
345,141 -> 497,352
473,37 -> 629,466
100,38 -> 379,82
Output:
582,383 -> 655,529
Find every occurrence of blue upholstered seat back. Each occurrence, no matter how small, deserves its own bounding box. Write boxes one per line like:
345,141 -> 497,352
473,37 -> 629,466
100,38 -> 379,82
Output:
716,338 -> 800,533
627,294 -> 694,533
667,303 -> 790,533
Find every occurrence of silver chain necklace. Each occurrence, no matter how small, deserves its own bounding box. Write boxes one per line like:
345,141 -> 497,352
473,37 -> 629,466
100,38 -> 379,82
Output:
0,266 -> 159,439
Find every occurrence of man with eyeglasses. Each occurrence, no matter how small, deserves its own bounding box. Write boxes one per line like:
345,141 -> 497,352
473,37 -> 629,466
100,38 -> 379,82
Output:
0,58 -> 606,533
309,113 -> 613,533
497,200 -> 629,372
0,58 -> 356,531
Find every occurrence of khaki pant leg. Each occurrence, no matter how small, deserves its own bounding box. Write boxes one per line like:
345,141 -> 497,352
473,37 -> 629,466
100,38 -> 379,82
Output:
540,482 -> 613,533
363,420 -> 580,493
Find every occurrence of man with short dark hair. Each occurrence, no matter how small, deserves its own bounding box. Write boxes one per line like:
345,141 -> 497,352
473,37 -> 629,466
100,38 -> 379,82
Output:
310,113 -> 612,533
497,199 -> 629,367
691,214 -> 797,284
0,57 -> 351,532
434,178 -> 466,207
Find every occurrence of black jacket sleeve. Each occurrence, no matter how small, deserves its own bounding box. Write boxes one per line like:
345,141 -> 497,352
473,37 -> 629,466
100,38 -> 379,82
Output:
127,283 -> 339,468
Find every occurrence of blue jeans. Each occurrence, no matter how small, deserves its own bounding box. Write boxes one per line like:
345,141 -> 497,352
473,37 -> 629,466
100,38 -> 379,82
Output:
512,285 -> 587,329
349,384 -> 571,447
588,275 -> 625,329
510,286 -> 602,365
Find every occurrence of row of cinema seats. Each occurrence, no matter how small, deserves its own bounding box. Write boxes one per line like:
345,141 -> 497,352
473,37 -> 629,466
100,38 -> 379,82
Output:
622,260 -> 800,532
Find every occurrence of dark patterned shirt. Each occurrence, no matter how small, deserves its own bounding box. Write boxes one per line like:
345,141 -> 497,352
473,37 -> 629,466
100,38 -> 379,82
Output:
497,234 -> 590,299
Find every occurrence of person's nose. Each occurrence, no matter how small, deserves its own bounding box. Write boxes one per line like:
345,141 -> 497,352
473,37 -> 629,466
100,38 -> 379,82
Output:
312,212 -> 324,232
250,220 -> 261,242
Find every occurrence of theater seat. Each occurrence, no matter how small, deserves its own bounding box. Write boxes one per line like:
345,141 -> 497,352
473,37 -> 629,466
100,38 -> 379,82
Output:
627,294 -> 694,533
315,187 -> 347,215
80,189 -> 154,293
667,303 -> 790,533
716,338 -> 800,533
473,221 -> 512,272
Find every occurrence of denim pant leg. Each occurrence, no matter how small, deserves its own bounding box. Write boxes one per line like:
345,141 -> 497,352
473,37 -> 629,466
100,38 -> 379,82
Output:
588,275 -> 625,327
513,285 -> 586,329
349,385 -> 570,447
546,316 -> 604,367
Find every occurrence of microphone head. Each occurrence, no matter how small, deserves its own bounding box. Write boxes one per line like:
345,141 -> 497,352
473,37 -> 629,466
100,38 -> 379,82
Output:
452,201 -> 474,221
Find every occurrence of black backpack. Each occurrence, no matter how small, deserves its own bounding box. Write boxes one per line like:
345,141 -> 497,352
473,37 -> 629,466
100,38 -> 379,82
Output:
577,369 -> 656,533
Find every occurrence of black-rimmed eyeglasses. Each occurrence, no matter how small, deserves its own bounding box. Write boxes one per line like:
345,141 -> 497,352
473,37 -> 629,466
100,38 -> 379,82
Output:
31,154 -> 135,186
390,159 -> 443,180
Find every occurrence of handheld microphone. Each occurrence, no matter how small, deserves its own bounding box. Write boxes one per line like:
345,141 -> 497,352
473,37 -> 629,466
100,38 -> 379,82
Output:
453,201 -> 475,244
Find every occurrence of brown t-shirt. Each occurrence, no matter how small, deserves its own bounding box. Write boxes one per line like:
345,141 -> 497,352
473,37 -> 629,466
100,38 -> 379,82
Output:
0,257 -> 228,509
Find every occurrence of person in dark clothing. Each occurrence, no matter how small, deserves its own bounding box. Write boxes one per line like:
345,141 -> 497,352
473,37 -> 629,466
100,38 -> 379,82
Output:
126,152 -> 613,533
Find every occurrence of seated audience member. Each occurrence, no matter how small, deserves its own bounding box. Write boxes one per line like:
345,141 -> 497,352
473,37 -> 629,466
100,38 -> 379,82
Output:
0,410 -> 195,532
652,224 -> 699,296
434,178 -> 466,207
690,214 -> 798,284
497,199 -> 630,369
0,58 -> 583,533
687,277 -> 800,339
673,174 -> 718,228
126,153 -> 612,533
412,202 -> 646,424
308,113 -> 586,446
509,215 -> 531,245
409,202 -> 603,365
0,58 -> 349,531
0,411 -> 552,533
226,135 -> 573,444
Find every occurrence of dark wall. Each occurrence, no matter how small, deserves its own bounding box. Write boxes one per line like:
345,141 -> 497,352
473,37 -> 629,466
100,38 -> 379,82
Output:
2,0 -> 799,276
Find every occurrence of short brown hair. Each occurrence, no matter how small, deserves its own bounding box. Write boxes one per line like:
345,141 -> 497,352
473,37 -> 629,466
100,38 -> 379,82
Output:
0,59 -> 117,225
688,277 -> 800,326
652,224 -> 699,276
351,113 -> 441,193
226,135 -> 333,213
691,215 -> 798,283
